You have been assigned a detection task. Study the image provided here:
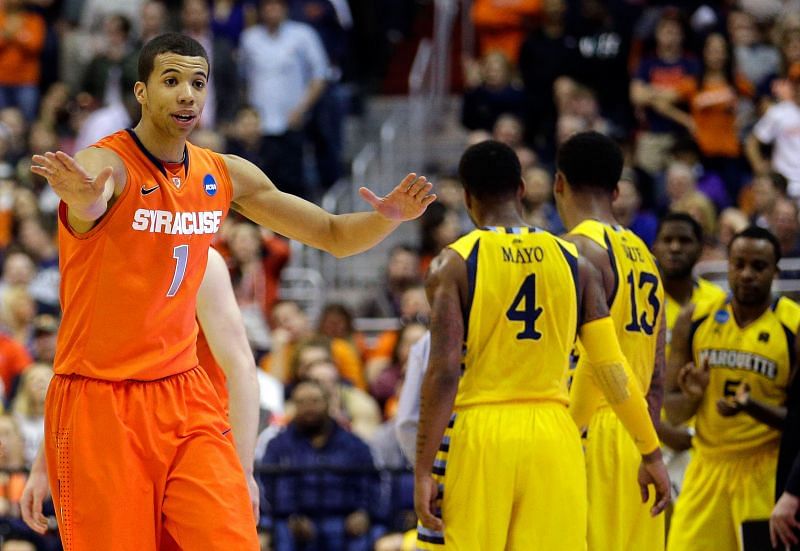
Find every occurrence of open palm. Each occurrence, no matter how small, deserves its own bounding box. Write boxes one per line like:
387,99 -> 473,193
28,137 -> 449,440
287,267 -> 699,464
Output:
31,151 -> 113,210
359,173 -> 436,221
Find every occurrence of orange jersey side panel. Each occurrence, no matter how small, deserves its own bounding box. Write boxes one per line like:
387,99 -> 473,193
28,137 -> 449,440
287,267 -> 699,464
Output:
196,327 -> 229,414
55,130 -> 233,381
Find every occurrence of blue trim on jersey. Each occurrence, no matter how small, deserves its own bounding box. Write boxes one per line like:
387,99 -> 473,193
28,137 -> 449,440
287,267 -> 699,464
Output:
688,314 -> 709,354
464,240 -> 480,343
125,128 -> 190,178
557,242 -> 581,329
782,322 -> 797,373
603,230 -> 620,307
418,525 -> 445,545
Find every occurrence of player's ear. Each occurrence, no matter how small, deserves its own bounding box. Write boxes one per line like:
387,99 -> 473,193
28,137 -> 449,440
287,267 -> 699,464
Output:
517,178 -> 526,199
612,183 -> 620,202
553,171 -> 565,195
134,81 -> 147,105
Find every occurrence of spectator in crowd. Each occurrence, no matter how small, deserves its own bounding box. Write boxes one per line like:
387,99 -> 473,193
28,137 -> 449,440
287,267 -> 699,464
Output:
0,328 -> 31,404
728,9 -> 779,93
17,218 -> 58,316
418,203 -> 462,275
359,245 -> 422,319
767,196 -> 800,257
631,8 -> 699,176
0,0 -> 46,120
521,166 -> 564,233
317,303 -> 370,362
368,321 -> 426,415
568,0 -> 631,131
180,0 -> 240,129
264,301 -> 365,389
518,0 -> 570,156
665,160 -> 708,211
73,70 -> 141,151
470,0 -> 540,61
740,171 -> 788,227
138,1 -> 169,47
240,0 -> 329,199
288,0 -> 354,191
227,105 -> 272,172
0,286 -> 36,347
668,138 -> 731,211
613,169 -> 659,247
747,62 -> 800,198
690,32 -> 752,198
80,13 -> 137,109
0,107 -> 28,164
717,208 -> 750,253
306,358 -> 381,440
227,221 -> 290,353
261,380 -> 376,551
0,252 -> 35,299
10,363 -> 51,468
491,114 -> 537,171
28,314 -> 57,365
433,175 -> 471,234
461,51 -> 525,133
212,0 -> 258,47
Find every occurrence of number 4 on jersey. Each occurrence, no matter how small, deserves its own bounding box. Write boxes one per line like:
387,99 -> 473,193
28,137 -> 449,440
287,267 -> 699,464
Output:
507,274 -> 543,340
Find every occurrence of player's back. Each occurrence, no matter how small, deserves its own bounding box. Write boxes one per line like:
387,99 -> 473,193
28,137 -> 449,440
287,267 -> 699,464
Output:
449,226 -> 579,410
571,220 -> 664,399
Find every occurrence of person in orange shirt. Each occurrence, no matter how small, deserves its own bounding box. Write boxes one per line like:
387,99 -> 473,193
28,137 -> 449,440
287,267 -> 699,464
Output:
470,0 -> 540,61
0,332 -> 31,403
26,33 -> 434,551
263,299 -> 366,389
0,0 -> 45,120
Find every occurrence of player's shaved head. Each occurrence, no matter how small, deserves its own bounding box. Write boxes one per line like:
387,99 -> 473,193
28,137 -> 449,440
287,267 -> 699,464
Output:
138,32 -> 209,83
458,140 -> 521,201
556,131 -> 623,195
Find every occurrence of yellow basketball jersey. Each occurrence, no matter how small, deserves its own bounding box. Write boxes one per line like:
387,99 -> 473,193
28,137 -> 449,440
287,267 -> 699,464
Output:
570,220 -> 665,403
690,295 -> 800,457
665,278 -> 727,358
448,226 -> 579,409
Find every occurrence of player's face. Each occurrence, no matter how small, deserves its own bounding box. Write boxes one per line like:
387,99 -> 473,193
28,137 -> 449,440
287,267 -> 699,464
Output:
139,53 -> 208,137
728,238 -> 777,307
653,221 -> 701,279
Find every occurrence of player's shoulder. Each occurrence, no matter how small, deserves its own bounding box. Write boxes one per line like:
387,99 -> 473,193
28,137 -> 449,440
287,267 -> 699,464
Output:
695,278 -> 727,301
692,292 -> 727,323
772,295 -> 800,330
567,219 -> 607,247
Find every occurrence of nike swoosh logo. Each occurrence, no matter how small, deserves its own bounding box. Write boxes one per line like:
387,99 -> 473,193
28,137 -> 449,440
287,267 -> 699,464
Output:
141,184 -> 160,195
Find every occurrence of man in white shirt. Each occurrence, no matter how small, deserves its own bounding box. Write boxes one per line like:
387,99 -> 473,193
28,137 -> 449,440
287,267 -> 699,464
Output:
747,63 -> 800,198
240,0 -> 329,200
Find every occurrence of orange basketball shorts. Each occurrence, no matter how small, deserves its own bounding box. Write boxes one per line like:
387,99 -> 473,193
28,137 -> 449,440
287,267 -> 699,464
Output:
44,367 -> 259,551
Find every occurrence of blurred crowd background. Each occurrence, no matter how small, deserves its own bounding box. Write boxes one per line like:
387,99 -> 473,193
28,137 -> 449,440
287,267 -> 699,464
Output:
0,0 -> 798,549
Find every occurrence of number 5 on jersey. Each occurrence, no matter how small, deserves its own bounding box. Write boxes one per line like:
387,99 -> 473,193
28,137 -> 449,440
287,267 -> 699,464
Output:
507,274 -> 543,340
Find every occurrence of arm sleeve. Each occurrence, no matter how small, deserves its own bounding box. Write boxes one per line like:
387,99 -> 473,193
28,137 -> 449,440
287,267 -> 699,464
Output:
395,331 -> 429,463
579,317 -> 660,454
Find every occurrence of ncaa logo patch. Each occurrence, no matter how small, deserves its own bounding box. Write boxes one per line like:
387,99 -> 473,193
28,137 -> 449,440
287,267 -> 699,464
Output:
203,174 -> 217,196
714,309 -> 730,324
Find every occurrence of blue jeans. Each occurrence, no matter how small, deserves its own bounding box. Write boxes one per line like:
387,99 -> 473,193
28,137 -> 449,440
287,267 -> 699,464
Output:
0,85 -> 40,121
273,516 -> 371,551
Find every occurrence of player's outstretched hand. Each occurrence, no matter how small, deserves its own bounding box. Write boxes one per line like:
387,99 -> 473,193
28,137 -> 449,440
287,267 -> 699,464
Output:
414,473 -> 443,532
359,173 -> 436,222
677,358 -> 710,401
638,449 -> 670,517
771,491 -> 800,547
20,466 -> 50,534
31,151 -> 113,218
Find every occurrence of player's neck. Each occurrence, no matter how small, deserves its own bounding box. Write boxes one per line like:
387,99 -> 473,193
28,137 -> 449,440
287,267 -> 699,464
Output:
663,276 -> 693,305
731,299 -> 771,327
132,120 -> 187,163
564,195 -> 617,230
473,202 -> 527,228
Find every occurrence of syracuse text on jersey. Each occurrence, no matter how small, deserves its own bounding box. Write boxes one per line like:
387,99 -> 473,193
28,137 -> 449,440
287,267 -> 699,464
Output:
131,209 -> 223,235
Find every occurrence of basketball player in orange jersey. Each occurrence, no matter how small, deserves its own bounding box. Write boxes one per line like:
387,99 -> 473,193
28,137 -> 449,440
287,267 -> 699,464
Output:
28,33 -> 435,550
19,247 -> 262,538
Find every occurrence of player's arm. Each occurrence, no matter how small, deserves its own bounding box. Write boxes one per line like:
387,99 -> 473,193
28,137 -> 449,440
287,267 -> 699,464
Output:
395,331 -> 430,463
646,308 -> 667,427
196,249 -> 260,519
664,303 -> 702,425
414,249 -> 465,531
20,443 -> 50,534
30,147 -> 126,234
226,155 -> 435,258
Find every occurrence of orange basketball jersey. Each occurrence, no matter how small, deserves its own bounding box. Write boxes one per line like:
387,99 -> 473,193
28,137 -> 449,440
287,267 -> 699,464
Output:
196,327 -> 229,414
55,129 -> 233,381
